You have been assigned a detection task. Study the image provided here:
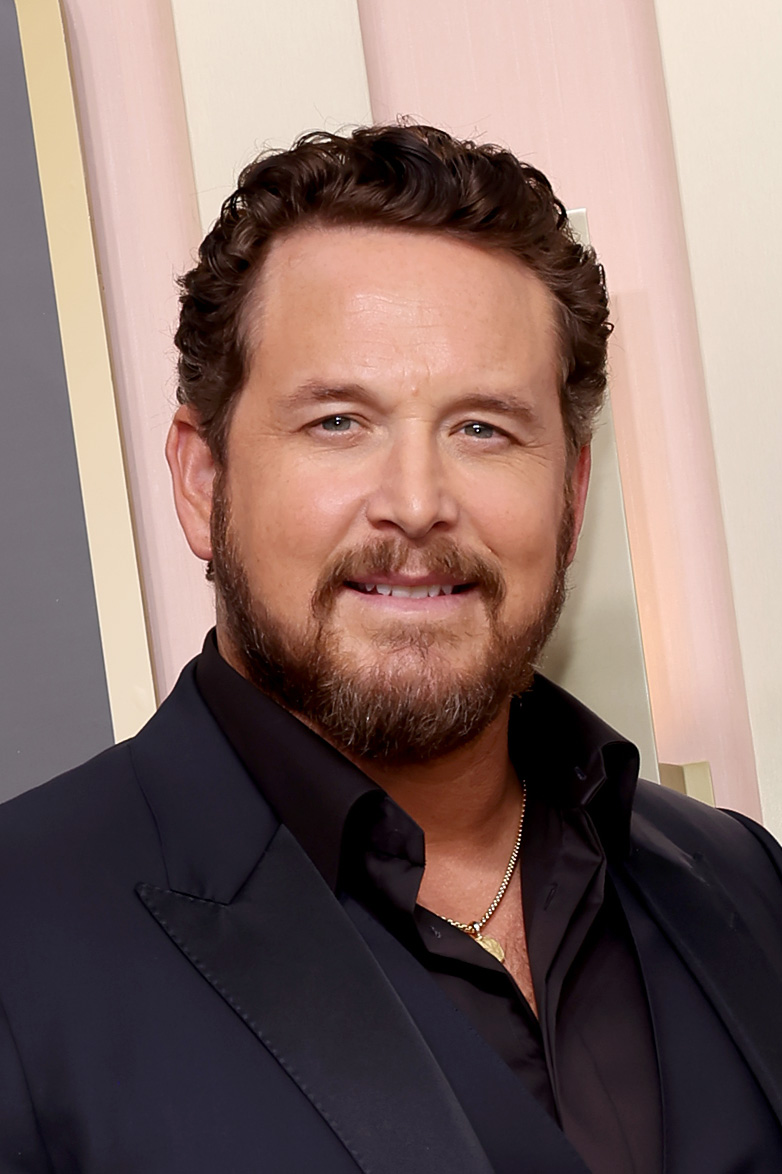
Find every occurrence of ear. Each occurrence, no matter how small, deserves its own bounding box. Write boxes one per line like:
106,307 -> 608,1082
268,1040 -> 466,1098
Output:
165,405 -> 216,563
565,444 -> 592,566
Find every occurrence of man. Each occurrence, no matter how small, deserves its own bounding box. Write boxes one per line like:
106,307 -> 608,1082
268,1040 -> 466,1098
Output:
1,125 -> 781,1174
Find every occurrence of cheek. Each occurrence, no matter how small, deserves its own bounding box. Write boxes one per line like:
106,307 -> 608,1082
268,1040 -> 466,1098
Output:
227,459 -> 364,594
473,478 -> 564,592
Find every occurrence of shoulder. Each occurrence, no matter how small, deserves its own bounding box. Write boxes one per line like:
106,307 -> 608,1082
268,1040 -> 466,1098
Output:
632,779 -> 782,912
0,737 -> 165,926
633,778 -> 778,859
0,660 -> 211,894
0,734 -> 171,1040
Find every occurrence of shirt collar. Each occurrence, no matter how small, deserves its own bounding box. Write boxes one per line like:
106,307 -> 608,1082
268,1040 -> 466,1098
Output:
195,630 -> 382,890
509,675 -> 640,860
195,630 -> 640,890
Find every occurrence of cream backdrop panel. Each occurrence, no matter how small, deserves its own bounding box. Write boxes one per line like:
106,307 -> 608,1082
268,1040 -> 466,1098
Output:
170,0 -> 373,231
541,390 -> 658,779
653,0 -> 782,834
15,0 -> 156,741
541,212 -> 657,781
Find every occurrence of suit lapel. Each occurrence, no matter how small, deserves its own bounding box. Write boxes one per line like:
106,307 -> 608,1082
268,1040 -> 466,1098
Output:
620,812 -> 782,1122
137,822 -> 493,1174
132,668 -> 491,1173
345,899 -> 593,1174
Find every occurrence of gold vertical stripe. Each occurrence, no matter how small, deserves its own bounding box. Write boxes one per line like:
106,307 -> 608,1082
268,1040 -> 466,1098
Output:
14,0 -> 156,739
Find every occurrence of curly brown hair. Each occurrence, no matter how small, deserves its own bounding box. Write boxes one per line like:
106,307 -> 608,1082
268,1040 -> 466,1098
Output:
175,124 -> 611,463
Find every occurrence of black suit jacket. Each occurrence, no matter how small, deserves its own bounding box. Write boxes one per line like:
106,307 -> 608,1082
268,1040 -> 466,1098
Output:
1,663 -> 782,1173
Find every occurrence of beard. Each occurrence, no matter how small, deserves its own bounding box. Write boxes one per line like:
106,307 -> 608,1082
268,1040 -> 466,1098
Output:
210,478 -> 573,765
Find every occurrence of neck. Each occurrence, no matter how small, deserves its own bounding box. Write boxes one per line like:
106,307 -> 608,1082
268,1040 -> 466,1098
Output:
217,622 -> 522,849
348,700 -> 521,852
354,702 -> 525,934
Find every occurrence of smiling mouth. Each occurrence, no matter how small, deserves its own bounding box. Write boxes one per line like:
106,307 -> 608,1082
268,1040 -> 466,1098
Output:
344,581 -> 476,599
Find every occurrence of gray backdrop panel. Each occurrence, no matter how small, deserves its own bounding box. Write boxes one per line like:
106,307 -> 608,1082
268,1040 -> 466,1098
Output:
0,0 -> 114,802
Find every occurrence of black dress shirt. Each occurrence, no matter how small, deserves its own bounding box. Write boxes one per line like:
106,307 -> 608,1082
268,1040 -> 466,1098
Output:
196,632 -> 662,1174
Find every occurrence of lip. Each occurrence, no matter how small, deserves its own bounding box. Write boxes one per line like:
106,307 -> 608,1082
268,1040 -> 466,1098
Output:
345,577 -> 474,597
341,580 -> 478,608
348,574 -> 470,589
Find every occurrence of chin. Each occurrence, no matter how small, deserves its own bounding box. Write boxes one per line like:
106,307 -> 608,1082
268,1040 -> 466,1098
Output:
338,632 -> 484,677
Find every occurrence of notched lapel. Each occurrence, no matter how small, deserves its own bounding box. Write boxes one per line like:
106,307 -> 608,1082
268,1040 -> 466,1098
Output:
137,824 -> 493,1174
621,815 -> 782,1122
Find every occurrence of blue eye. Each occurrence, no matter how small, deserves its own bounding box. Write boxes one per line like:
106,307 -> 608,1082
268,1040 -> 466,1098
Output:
320,415 -> 354,432
463,421 -> 496,439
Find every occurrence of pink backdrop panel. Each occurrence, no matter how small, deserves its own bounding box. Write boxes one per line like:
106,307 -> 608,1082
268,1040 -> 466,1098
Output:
358,0 -> 760,816
62,0 -> 213,697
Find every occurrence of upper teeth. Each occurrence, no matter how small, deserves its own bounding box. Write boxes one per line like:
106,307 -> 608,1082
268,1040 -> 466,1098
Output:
356,583 -> 455,598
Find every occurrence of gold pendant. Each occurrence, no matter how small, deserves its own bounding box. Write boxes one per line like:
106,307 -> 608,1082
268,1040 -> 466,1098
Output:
475,933 -> 505,963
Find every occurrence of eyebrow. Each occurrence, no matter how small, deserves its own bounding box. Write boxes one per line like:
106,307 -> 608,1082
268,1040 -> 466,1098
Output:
284,382 -> 377,409
447,392 -> 541,424
284,380 -> 542,423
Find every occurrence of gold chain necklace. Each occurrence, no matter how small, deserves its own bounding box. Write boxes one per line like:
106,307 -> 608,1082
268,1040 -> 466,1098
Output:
443,785 -> 526,964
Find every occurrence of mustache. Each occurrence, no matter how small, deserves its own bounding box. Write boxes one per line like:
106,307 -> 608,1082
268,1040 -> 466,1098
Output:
311,537 -> 506,618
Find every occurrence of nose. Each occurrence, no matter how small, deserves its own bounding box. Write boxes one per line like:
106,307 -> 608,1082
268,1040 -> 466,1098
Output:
365,425 -> 460,539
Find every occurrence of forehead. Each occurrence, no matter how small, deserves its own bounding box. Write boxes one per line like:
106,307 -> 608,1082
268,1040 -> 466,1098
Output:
244,224 -> 560,389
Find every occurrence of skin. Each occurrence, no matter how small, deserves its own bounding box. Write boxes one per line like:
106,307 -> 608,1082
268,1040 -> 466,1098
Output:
168,225 -> 591,1007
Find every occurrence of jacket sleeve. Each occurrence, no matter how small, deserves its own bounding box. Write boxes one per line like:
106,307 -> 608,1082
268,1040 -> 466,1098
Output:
0,997 -> 52,1173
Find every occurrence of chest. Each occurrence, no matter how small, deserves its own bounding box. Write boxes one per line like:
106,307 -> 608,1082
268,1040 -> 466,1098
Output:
472,882 -> 537,1013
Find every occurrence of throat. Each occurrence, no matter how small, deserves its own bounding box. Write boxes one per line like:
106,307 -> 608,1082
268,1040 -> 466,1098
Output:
363,710 -> 518,841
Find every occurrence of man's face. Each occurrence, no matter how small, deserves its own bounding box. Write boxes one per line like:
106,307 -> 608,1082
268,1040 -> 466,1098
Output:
176,225 -> 589,761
